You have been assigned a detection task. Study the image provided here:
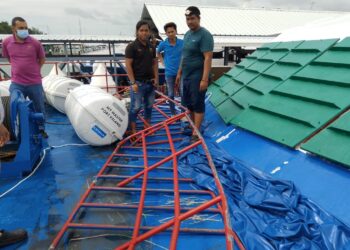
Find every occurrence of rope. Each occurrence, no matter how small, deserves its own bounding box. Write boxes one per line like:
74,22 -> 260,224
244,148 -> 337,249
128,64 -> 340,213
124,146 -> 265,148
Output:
0,143 -> 89,199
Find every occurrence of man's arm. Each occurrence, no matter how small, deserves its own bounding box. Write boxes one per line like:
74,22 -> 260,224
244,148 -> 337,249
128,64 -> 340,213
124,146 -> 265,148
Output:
125,58 -> 138,93
175,57 -> 183,87
156,42 -> 164,66
199,51 -> 213,91
2,40 -> 10,63
39,57 -> 45,68
37,41 -> 46,68
157,52 -> 164,66
153,58 -> 159,85
125,58 -> 135,83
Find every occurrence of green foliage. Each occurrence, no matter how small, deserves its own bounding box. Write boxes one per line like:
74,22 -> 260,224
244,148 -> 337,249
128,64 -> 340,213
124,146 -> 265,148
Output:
0,21 -> 44,34
29,27 -> 43,35
0,21 -> 12,34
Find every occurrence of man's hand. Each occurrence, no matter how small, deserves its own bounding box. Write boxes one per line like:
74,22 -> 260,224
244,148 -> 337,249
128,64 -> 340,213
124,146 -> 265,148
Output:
0,124 -> 10,147
152,79 -> 159,88
175,74 -> 181,88
199,80 -> 208,92
113,92 -> 123,100
132,83 -> 138,93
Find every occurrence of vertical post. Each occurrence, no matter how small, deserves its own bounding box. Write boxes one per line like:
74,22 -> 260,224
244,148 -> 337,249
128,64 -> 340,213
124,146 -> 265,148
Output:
112,42 -> 118,86
224,46 -> 229,66
69,42 -> 73,56
63,42 -> 70,76
55,62 -> 58,75
104,61 -> 109,93
108,42 -> 113,84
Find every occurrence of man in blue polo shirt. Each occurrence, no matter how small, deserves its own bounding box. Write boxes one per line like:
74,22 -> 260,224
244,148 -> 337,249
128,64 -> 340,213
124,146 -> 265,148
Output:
157,22 -> 183,115
176,6 -> 214,141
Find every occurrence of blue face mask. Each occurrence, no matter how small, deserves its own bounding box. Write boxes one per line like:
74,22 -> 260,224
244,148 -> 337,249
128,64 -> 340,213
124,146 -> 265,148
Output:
16,29 -> 29,39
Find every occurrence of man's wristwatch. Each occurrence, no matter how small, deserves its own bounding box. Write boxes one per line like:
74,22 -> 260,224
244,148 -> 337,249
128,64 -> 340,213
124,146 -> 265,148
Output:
130,81 -> 136,86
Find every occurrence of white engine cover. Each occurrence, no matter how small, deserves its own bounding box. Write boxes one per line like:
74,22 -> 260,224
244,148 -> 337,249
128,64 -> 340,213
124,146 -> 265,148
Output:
90,63 -> 117,94
43,75 -> 83,113
65,85 -> 128,146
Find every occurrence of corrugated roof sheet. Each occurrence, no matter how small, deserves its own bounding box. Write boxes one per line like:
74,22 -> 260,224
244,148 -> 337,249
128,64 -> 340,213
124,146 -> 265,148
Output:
0,34 -> 134,43
143,4 -> 347,37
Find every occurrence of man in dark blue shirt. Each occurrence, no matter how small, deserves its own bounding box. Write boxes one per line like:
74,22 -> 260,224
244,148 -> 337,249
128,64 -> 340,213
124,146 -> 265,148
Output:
176,6 -> 214,141
157,22 -> 183,115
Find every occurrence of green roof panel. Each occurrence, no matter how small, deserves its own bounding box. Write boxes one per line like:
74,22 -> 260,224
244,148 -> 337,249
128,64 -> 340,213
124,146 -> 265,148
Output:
216,98 -> 243,123
216,39 -> 337,125
232,93 -> 339,147
208,84 -> 229,107
221,79 -> 245,96
231,38 -> 350,148
212,74 -> 234,87
302,111 -> 350,167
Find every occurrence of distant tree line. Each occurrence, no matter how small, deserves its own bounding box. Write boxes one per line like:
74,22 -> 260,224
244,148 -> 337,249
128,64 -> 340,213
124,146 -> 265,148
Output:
0,21 -> 44,34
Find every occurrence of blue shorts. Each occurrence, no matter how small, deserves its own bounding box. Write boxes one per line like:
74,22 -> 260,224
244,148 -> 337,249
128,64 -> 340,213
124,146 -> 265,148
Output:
181,71 -> 206,113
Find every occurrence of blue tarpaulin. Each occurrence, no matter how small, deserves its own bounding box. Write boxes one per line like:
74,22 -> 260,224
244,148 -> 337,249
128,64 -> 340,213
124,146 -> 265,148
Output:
177,135 -> 350,250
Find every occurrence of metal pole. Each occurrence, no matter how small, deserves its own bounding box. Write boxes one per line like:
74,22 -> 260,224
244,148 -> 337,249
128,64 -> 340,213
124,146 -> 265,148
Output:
112,42 -> 118,85
69,42 -> 73,56
63,42 -> 69,76
224,46 -> 229,66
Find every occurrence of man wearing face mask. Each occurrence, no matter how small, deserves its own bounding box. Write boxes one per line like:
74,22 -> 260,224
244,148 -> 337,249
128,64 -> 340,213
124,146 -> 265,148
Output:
2,17 -> 47,138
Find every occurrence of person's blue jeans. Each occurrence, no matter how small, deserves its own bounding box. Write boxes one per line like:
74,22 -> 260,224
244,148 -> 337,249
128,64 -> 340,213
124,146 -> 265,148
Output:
165,76 -> 176,115
10,83 -> 46,128
129,81 -> 155,123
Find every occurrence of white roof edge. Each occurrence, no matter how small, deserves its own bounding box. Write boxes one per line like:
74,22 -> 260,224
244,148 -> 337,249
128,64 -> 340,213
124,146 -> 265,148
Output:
144,2 -> 348,14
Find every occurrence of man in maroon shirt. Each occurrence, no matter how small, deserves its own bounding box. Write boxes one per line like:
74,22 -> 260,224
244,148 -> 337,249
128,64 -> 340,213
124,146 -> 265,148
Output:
2,17 -> 47,137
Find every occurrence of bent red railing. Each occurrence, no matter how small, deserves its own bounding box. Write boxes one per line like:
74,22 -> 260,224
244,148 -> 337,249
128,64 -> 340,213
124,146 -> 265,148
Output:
48,91 -> 244,250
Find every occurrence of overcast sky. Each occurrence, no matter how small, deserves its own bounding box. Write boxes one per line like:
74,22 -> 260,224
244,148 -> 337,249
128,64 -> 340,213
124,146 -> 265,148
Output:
1,0 -> 350,35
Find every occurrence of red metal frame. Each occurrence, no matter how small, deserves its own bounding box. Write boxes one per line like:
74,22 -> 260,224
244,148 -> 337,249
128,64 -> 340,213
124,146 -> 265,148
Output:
49,92 -> 245,250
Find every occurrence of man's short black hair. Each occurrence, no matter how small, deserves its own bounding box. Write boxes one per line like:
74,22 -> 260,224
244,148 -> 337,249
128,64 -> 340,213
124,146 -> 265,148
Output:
164,22 -> 177,32
185,6 -> 201,17
136,20 -> 151,31
11,17 -> 26,26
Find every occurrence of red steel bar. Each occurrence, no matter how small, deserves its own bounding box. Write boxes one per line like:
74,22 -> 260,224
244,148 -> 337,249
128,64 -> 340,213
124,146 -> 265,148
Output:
153,105 -> 170,119
164,123 -> 181,250
117,140 -> 201,187
185,113 -> 244,250
68,223 -> 225,235
49,142 -> 125,249
80,203 -> 221,213
91,186 -> 212,195
50,92 -> 245,250
116,196 -> 223,250
128,132 -> 149,249
113,153 -> 166,159
107,163 -> 172,171
98,174 -> 194,182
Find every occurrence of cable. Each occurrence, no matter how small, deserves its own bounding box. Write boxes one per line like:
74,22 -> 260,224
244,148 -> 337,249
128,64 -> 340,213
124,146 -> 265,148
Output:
0,143 -> 88,199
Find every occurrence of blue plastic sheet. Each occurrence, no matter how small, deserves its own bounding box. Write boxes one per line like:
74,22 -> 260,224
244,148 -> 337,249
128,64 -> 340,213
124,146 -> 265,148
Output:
177,136 -> 350,250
